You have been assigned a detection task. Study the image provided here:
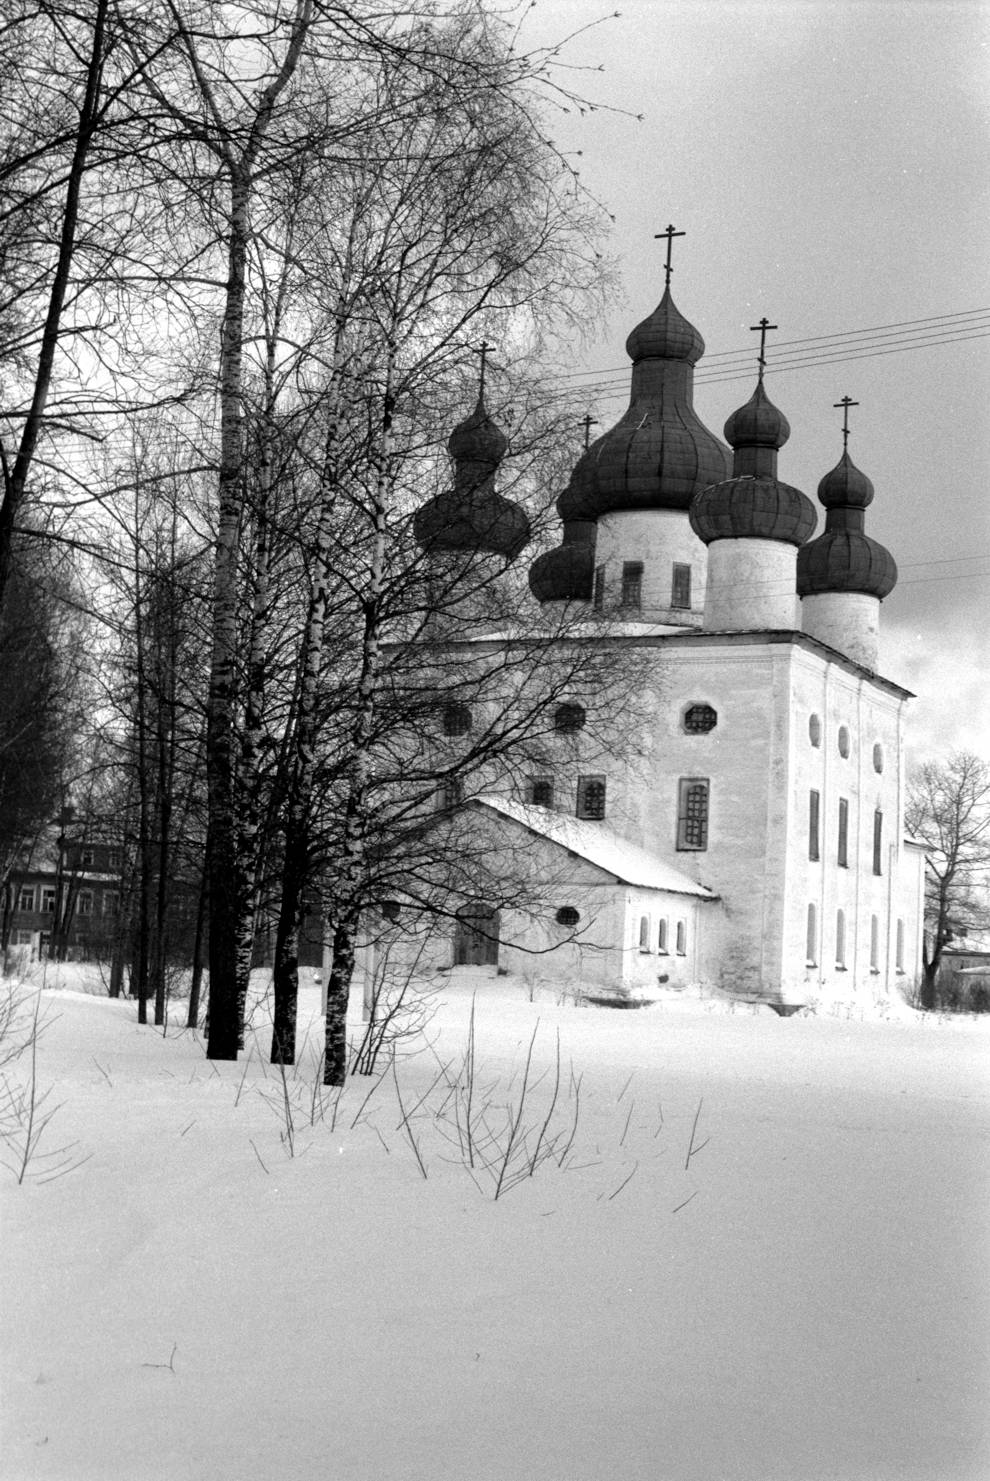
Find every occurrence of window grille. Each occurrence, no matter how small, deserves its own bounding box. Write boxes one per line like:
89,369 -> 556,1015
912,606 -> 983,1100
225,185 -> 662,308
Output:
442,703 -> 472,737
677,779 -> 709,850
683,704 -> 717,734
576,775 -> 606,820
671,563 -> 691,609
621,562 -> 643,610
555,906 -> 580,927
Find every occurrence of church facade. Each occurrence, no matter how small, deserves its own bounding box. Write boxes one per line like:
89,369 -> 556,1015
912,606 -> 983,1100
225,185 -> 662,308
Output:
387,265 -> 926,1011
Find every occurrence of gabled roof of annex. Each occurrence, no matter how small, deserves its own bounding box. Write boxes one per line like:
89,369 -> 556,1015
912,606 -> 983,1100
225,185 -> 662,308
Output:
469,794 -> 719,899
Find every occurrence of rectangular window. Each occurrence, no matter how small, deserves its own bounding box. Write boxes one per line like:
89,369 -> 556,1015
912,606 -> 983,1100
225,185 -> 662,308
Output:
873,810 -> 883,875
576,775 -> 606,820
593,564 -> 605,611
17,886 -> 35,913
677,778 -> 709,850
76,890 -> 94,917
837,797 -> 849,867
835,909 -> 846,969
808,790 -> 820,861
81,847 -> 95,868
621,562 -> 643,610
528,776 -> 554,808
108,849 -> 122,870
671,563 -> 691,610
657,918 -> 668,954
103,891 -> 120,918
806,903 -> 818,966
895,918 -> 905,973
675,920 -> 687,955
41,887 -> 56,913
870,914 -> 880,972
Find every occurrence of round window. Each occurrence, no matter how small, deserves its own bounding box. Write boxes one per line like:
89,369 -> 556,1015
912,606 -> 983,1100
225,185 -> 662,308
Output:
683,703 -> 717,734
809,714 -> 822,747
555,906 -> 580,927
873,743 -> 884,774
838,725 -> 850,758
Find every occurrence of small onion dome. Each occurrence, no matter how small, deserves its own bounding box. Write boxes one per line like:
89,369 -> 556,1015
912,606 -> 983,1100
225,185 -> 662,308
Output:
796,451 -> 896,598
625,286 -> 706,365
414,486 -> 529,561
690,474 -> 817,545
528,519 -> 595,602
446,394 -> 509,471
817,450 -> 874,510
724,377 -> 790,450
414,391 -> 528,560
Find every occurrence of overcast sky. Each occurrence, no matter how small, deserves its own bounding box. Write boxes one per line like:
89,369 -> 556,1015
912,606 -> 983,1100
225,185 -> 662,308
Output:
519,0 -> 990,763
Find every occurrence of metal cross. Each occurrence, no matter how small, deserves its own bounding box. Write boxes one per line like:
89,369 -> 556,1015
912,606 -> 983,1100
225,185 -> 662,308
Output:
475,340 -> 493,398
654,224 -> 685,287
580,412 -> 598,450
749,317 -> 778,375
834,395 -> 859,450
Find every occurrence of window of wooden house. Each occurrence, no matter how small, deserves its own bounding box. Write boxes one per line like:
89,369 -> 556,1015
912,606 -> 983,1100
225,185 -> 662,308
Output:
17,886 -> 35,913
103,891 -> 121,917
41,887 -> 56,913
77,890 -> 94,917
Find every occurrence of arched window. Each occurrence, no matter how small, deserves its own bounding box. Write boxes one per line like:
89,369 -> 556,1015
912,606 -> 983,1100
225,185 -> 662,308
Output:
554,702 -> 586,734
873,810 -> 884,875
809,714 -> 822,747
675,920 -> 687,955
683,704 -> 717,734
835,909 -> 846,969
870,915 -> 880,972
806,903 -> 818,966
638,915 -> 650,951
576,775 -> 606,820
838,725 -> 850,758
677,778 -> 709,850
658,918 -> 668,954
873,742 -> 884,774
442,702 -> 472,736
555,906 -> 580,928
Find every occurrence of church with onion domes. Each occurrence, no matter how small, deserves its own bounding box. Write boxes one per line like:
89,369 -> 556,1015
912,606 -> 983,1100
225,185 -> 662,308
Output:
392,243 -> 926,1012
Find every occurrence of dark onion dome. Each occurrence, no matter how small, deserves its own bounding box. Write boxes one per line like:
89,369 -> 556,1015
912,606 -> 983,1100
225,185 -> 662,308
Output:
723,376 -> 790,450
690,474 -> 817,545
555,287 -> 731,520
690,375 -> 816,546
797,451 -> 897,598
414,392 -> 529,561
528,519 -> 595,602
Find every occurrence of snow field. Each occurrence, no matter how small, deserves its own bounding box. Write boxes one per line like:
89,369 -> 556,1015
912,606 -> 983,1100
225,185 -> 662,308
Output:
2,971 -> 989,1481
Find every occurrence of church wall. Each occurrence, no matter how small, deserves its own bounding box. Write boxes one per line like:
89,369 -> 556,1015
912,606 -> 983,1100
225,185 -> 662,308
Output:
800,591 -> 881,670
593,510 -> 706,625
703,539 -> 800,631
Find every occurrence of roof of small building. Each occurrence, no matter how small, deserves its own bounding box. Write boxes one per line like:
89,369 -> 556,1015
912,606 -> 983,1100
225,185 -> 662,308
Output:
469,795 -> 719,898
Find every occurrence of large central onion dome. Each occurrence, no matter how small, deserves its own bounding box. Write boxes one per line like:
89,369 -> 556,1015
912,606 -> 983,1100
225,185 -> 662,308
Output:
797,450 -> 897,598
690,377 -> 816,546
414,392 -> 529,561
556,289 -> 731,522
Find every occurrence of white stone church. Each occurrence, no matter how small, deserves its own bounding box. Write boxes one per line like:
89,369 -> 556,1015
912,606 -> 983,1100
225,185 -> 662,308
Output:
388,264 -> 926,1012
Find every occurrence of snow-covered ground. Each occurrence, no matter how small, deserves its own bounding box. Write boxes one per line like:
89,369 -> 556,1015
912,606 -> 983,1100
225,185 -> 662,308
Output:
2,967 -> 989,1481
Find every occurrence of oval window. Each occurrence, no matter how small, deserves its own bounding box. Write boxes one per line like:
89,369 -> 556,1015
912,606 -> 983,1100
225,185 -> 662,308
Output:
809,714 -> 822,747
555,906 -> 580,927
838,725 -> 850,758
873,743 -> 884,774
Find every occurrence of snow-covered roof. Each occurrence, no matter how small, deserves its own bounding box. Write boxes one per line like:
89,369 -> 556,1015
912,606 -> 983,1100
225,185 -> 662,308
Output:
469,795 -> 718,899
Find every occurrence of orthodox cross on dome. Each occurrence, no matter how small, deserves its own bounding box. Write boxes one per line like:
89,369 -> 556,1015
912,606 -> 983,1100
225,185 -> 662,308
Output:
474,339 -> 494,398
580,412 -> 598,450
834,395 -> 859,451
654,224 -> 685,288
749,317 -> 778,377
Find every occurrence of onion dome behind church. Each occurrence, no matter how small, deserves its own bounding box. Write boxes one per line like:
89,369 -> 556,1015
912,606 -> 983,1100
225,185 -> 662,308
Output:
690,367 -> 816,547
414,381 -> 529,562
797,445 -> 897,599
